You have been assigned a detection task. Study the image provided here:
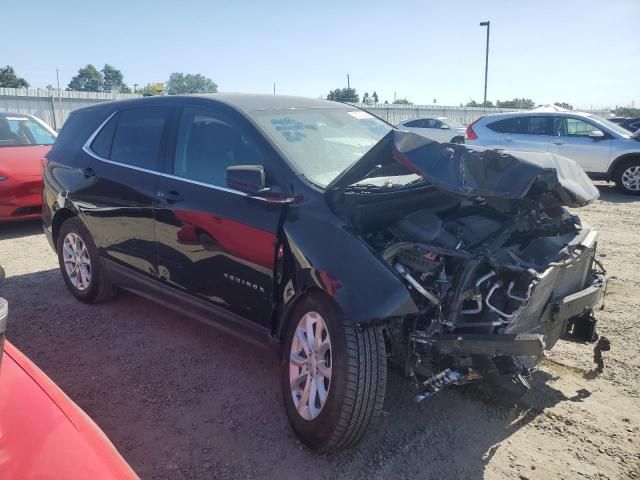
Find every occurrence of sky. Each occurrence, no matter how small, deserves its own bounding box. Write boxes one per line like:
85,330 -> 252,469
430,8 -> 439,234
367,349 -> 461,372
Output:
3,0 -> 639,109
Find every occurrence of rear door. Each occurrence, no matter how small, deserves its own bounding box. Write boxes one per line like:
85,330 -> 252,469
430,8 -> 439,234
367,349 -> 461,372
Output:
486,116 -> 552,152
549,116 -> 612,173
78,105 -> 171,277
153,104 -> 285,327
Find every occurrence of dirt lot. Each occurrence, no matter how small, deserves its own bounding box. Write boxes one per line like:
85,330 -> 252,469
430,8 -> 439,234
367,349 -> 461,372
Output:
1,182 -> 639,480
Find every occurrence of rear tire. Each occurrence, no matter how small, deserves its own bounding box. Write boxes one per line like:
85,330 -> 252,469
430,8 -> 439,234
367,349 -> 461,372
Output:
450,136 -> 465,144
281,292 -> 387,451
613,158 -> 640,195
57,217 -> 117,303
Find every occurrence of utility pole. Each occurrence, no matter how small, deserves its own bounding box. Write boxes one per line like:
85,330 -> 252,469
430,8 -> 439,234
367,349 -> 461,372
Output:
133,83 -> 139,94
273,82 -> 276,95
479,21 -> 490,109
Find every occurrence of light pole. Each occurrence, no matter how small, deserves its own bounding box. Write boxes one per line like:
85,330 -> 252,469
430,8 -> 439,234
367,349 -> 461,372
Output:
479,21 -> 490,109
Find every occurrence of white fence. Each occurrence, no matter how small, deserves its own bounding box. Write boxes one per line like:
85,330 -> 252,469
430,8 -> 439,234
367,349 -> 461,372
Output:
0,87 -> 612,130
351,103 -> 526,125
0,88 -> 141,130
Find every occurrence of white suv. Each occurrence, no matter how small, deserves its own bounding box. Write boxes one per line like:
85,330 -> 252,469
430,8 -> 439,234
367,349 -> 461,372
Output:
466,111 -> 640,194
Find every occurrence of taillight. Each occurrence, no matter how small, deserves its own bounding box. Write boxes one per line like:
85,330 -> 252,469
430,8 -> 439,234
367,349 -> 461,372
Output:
466,116 -> 484,141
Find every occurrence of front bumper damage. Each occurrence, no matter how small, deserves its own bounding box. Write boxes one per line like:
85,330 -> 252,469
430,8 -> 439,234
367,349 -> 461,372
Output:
435,271 -> 606,358
412,230 -> 607,402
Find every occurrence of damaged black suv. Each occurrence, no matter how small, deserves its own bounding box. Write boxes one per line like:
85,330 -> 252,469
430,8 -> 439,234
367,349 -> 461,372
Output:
43,94 -> 606,451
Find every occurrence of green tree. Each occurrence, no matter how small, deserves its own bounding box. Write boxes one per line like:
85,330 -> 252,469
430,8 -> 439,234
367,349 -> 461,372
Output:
326,87 -> 359,103
101,64 -> 128,93
372,91 -> 379,103
466,99 -> 494,107
392,98 -> 412,105
363,92 -> 369,104
67,64 -> 103,92
0,65 -> 29,88
166,72 -> 218,95
554,102 -> 573,110
496,98 -> 535,109
615,107 -> 640,117
137,84 -> 162,96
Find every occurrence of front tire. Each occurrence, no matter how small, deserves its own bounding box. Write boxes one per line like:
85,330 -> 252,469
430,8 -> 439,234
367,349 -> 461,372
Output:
57,217 -> 117,303
281,292 -> 387,451
613,158 -> 640,195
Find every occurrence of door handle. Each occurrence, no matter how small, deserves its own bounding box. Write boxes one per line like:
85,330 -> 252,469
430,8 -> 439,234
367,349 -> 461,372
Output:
156,190 -> 183,203
553,140 -> 564,145
80,167 -> 95,178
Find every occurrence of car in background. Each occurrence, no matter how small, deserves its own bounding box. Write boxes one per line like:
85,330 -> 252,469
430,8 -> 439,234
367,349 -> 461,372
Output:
397,117 -> 466,143
0,266 -> 138,479
0,112 -> 56,221
608,117 -> 640,133
466,111 -> 640,194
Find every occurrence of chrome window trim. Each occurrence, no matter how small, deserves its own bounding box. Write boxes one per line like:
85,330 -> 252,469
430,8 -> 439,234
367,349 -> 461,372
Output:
80,110 -> 287,202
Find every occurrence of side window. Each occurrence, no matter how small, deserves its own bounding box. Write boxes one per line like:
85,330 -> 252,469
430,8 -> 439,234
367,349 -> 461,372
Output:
90,114 -> 118,158
430,119 -> 444,129
487,117 -> 524,134
525,116 -> 550,135
403,119 -> 423,128
173,106 -> 264,186
554,117 -> 600,137
109,107 -> 169,170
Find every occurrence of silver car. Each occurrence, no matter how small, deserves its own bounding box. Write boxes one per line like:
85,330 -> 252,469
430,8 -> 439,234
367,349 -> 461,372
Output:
466,111 -> 640,194
398,117 -> 467,144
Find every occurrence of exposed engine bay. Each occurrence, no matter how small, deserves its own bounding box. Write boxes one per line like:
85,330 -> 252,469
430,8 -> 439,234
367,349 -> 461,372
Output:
330,131 -> 607,402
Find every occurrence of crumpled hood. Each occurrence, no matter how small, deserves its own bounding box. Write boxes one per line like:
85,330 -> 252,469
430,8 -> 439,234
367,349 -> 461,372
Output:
329,130 -> 599,208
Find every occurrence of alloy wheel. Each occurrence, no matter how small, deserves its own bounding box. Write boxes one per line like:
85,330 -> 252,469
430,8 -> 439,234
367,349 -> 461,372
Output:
621,165 -> 640,192
289,311 -> 332,421
62,232 -> 92,291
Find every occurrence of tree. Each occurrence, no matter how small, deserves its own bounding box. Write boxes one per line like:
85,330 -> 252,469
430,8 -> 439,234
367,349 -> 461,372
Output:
466,99 -> 494,107
615,107 -> 640,117
496,98 -> 535,109
102,64 -> 128,93
166,72 -> 218,95
362,92 -> 369,104
554,102 -> 573,110
372,91 -> 379,103
0,65 -> 29,88
392,98 -> 412,105
326,87 -> 359,103
137,84 -> 162,96
67,64 -> 103,92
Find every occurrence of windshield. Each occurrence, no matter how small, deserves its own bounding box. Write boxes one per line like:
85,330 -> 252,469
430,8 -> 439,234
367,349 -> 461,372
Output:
443,118 -> 464,128
0,115 -> 56,147
590,114 -> 632,137
252,108 -> 392,187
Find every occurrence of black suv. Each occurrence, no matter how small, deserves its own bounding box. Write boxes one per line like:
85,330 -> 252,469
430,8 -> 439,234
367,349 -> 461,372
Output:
44,94 -> 606,451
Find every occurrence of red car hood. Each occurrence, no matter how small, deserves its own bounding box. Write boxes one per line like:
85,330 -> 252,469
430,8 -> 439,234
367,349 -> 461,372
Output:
0,145 -> 51,177
0,341 -> 138,479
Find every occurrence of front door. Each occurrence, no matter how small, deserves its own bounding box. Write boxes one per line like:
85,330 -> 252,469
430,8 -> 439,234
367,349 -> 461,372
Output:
153,105 -> 284,327
549,116 -> 612,173
76,105 -> 171,277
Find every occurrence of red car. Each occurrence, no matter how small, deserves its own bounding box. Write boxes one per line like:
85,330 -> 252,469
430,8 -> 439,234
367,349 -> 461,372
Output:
0,112 -> 56,221
0,268 -> 138,479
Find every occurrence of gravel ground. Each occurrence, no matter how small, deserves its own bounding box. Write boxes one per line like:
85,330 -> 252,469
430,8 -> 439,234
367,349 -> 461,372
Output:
1,182 -> 639,480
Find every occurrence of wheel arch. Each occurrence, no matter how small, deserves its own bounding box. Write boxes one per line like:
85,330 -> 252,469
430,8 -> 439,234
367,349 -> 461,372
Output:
51,208 -> 78,247
607,153 -> 640,178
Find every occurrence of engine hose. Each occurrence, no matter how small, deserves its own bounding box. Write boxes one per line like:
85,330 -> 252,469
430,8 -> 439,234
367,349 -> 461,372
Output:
394,263 -> 440,305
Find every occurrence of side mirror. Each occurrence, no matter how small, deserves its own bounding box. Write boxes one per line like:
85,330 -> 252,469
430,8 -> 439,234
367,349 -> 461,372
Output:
589,130 -> 605,139
440,125 -> 450,130
226,165 -> 267,195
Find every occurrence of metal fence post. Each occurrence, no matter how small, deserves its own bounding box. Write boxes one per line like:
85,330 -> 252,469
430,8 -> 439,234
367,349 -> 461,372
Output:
50,96 -> 58,131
